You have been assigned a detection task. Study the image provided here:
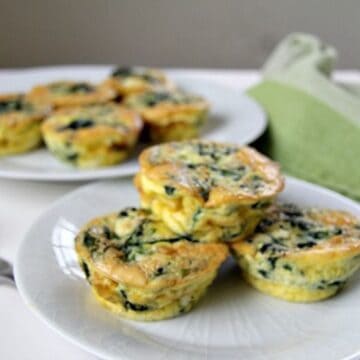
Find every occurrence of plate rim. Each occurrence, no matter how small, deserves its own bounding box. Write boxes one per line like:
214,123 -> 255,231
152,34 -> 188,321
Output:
0,66 -> 266,182
14,176 -> 360,360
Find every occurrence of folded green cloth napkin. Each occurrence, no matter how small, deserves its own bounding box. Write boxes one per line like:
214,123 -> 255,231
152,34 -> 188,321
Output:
247,33 -> 360,201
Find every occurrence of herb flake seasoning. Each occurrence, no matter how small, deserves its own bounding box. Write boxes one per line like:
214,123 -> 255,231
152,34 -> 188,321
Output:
60,118 -> 94,131
69,83 -> 94,93
164,185 -> 175,196
0,98 -> 23,113
83,232 -> 96,248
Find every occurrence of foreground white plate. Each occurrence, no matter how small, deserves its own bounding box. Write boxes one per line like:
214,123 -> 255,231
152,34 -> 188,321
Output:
15,177 -> 360,360
0,66 -> 266,181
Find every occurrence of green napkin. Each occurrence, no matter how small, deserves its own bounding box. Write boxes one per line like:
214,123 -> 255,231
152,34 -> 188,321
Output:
247,33 -> 360,201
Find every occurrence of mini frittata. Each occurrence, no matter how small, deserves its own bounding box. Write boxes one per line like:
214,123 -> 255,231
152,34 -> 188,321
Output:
124,90 -> 209,142
75,207 -> 228,321
41,104 -> 142,168
0,93 -> 50,155
27,81 -> 115,109
135,141 -> 284,243
104,66 -> 174,97
231,203 -> 360,302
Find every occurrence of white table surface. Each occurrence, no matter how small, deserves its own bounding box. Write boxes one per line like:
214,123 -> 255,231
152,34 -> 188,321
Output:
0,69 -> 358,360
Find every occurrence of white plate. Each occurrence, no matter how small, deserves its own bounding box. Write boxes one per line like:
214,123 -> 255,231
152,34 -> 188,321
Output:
0,66 -> 266,181
15,177 -> 360,360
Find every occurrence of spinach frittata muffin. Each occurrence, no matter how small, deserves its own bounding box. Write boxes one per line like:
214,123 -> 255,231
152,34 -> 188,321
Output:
75,207 -> 228,321
41,104 -> 142,168
27,81 -> 115,109
0,93 -> 49,155
104,66 -> 174,96
135,141 -> 284,243
231,203 -> 360,302
124,90 -> 209,142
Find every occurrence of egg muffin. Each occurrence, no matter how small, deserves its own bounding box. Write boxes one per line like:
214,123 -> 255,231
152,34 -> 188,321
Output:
104,66 -> 174,97
135,141 -> 284,243
124,90 -> 209,142
231,203 -> 360,302
0,93 -> 49,155
75,207 -> 228,321
41,104 -> 142,168
27,81 -> 115,109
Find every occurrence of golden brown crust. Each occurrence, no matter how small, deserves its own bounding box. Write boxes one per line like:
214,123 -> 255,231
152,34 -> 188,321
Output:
231,204 -> 360,260
124,90 -> 209,125
137,141 -> 284,207
0,93 -> 50,155
42,104 -> 142,141
104,67 -> 175,96
230,203 -> 360,302
145,121 -> 202,143
95,240 -> 227,288
75,210 -> 228,290
27,81 -> 115,108
136,101 -> 209,126
0,93 -> 50,118
41,104 -> 142,167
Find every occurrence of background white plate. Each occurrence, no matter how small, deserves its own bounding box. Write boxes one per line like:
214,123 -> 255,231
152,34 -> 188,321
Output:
0,66 -> 266,181
15,177 -> 360,360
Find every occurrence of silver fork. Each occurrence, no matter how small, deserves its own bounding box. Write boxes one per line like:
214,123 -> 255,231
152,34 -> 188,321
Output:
0,258 -> 15,286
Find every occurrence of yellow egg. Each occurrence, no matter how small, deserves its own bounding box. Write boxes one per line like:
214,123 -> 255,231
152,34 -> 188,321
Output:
231,203 -> 360,302
124,90 -> 209,142
27,80 -> 115,108
103,66 -> 174,96
41,104 -> 142,168
75,208 -> 228,321
0,93 -> 49,156
135,141 -> 284,242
